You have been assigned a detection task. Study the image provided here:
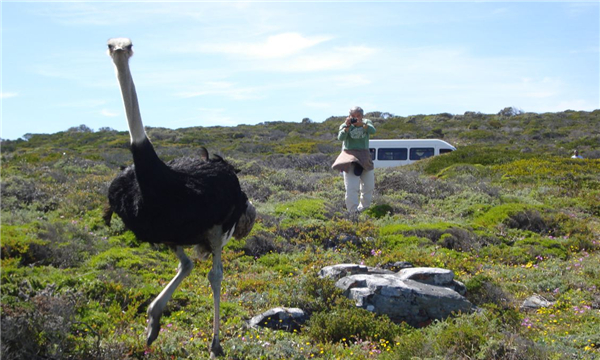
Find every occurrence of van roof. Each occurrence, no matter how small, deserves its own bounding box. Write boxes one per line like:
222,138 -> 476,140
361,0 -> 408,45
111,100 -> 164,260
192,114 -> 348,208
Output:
370,139 -> 455,148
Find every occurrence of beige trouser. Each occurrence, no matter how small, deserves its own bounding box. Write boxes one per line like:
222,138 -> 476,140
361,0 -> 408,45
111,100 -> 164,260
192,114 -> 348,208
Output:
343,163 -> 375,212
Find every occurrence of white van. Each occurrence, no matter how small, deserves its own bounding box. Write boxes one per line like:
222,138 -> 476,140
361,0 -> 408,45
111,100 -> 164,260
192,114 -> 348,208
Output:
369,139 -> 456,168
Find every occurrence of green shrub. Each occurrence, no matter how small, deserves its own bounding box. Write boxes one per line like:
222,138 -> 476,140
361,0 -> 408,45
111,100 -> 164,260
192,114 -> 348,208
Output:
275,197 -> 327,226
0,224 -> 46,265
257,252 -> 297,275
382,312 -> 548,360
465,274 -> 514,308
435,163 -> 492,179
376,170 -> 457,199
307,308 -> 404,344
474,203 -> 546,232
421,146 -> 536,175
364,204 -> 394,218
277,274 -> 352,314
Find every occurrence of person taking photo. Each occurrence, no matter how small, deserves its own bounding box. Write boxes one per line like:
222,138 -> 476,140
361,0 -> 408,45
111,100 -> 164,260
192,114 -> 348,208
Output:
332,106 -> 376,213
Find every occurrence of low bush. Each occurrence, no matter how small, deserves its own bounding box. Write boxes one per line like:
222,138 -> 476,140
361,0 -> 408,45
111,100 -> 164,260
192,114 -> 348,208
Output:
307,307 -> 405,344
382,312 -> 548,360
474,203 -> 546,232
243,231 -> 279,258
275,197 -> 327,226
278,274 -> 352,314
364,203 -> 394,218
376,170 -> 457,199
465,274 -> 514,308
1,285 -> 82,360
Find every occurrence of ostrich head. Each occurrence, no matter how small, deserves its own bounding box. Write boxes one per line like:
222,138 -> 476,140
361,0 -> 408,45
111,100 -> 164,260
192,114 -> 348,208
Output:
107,38 -> 134,62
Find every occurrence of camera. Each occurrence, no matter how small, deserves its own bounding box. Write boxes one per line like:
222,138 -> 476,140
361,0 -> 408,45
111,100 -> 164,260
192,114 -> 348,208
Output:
350,117 -> 358,124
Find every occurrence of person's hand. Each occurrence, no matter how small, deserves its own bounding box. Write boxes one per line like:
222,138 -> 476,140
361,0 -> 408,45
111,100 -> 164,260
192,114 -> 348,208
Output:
346,116 -> 365,127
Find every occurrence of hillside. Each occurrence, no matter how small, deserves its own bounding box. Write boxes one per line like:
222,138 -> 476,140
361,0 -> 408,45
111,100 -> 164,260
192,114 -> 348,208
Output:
1,109 -> 599,359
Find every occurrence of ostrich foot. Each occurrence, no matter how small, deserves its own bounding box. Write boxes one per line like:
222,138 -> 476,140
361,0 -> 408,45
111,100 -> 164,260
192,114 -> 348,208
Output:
146,310 -> 162,346
209,337 -> 224,358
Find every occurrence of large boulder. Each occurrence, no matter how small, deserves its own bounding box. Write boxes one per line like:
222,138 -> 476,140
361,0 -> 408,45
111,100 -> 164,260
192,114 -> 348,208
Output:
318,263 -> 395,281
325,264 -> 473,327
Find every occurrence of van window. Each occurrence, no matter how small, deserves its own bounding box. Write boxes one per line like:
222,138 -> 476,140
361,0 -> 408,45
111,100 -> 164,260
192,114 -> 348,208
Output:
378,148 -> 408,161
439,148 -> 453,155
409,147 -> 434,160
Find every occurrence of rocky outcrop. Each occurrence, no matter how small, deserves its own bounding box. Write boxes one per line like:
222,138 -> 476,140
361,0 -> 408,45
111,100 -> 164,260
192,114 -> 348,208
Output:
322,264 -> 473,327
397,267 -> 467,296
318,263 -> 395,281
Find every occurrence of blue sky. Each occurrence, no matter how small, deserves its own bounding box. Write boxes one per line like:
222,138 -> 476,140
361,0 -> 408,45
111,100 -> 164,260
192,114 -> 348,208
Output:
1,1 -> 598,140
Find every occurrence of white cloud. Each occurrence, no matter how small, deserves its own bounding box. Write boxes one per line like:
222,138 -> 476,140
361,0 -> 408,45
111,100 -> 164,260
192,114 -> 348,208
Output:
101,109 -> 119,117
331,74 -> 372,87
57,99 -> 107,108
197,32 -> 333,59
174,81 -> 264,100
259,45 -> 377,72
171,107 -> 239,127
304,101 -> 333,110
1,92 -> 18,99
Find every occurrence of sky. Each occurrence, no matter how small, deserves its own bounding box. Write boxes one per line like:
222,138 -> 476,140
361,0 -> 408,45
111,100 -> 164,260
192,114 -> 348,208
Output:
1,1 -> 599,140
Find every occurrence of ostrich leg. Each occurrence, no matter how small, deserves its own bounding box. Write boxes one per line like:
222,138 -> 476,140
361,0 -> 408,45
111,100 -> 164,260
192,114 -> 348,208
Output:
146,246 -> 193,345
208,250 -> 224,358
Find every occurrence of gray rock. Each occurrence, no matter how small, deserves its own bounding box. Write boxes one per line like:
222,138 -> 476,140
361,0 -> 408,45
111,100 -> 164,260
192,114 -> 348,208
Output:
318,263 -> 394,281
521,295 -> 555,311
382,261 -> 414,271
397,267 -> 455,285
247,307 -> 308,332
334,272 -> 473,327
447,280 -> 467,296
397,267 -> 467,296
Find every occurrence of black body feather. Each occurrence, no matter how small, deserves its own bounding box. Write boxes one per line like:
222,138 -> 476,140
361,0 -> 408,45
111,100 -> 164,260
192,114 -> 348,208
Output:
107,138 -> 248,249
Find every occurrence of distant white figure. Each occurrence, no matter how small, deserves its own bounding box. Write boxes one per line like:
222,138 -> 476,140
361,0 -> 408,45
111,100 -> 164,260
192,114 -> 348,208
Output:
331,106 -> 376,212
571,150 -> 584,159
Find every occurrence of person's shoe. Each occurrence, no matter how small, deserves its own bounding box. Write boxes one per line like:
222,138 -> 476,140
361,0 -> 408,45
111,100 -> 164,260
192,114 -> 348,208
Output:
353,163 -> 363,176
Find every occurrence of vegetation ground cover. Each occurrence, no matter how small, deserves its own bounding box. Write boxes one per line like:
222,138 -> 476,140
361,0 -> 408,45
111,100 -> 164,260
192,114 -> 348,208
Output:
2,109 -> 599,359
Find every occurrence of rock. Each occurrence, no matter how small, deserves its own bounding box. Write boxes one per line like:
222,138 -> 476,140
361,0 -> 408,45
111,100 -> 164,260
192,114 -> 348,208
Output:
381,261 -> 414,271
247,307 -> 308,332
447,280 -> 467,296
321,264 -> 473,327
318,264 -> 395,281
397,267 -> 454,285
520,295 -> 555,311
335,274 -> 473,327
397,267 -> 467,296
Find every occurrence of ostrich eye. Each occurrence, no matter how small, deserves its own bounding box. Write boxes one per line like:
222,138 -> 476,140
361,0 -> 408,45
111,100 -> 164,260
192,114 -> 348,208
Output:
108,44 -> 114,50
125,45 -> 133,51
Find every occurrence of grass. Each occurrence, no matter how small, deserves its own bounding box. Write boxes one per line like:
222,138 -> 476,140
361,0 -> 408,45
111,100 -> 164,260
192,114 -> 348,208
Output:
1,110 -> 599,359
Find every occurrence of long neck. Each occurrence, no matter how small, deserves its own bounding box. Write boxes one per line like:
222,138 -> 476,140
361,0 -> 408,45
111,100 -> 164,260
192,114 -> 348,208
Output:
113,59 -> 147,144
113,57 -> 169,179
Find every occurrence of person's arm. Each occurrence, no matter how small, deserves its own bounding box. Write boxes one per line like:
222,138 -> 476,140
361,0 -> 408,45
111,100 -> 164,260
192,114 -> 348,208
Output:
338,123 -> 349,140
364,119 -> 376,135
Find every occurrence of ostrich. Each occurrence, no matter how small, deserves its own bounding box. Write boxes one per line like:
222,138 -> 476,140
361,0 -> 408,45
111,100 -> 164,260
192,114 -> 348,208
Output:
105,38 -> 255,358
